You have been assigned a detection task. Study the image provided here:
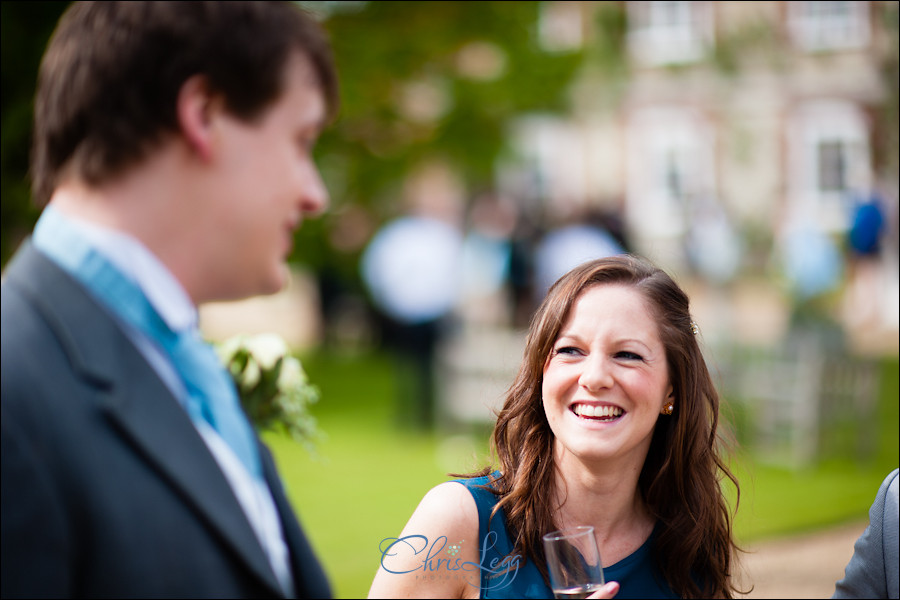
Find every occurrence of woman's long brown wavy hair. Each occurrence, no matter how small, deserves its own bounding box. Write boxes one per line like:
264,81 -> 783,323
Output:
461,254 -> 740,598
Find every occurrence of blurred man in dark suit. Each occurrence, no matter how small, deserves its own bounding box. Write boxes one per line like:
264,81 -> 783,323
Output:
1,2 -> 338,597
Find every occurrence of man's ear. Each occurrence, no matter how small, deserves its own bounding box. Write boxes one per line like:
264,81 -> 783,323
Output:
176,75 -> 221,162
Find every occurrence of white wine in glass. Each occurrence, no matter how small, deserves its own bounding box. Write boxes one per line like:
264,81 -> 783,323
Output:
543,526 -> 605,600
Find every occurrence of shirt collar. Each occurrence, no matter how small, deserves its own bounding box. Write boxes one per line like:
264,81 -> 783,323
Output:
39,205 -> 197,332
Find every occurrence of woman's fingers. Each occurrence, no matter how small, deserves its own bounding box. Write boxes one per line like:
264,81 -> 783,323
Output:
586,581 -> 620,599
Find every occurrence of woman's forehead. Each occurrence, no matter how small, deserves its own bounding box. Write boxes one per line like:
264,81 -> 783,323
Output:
558,284 -> 660,338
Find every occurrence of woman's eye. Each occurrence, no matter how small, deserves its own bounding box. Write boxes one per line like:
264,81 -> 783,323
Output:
555,346 -> 581,356
616,351 -> 643,361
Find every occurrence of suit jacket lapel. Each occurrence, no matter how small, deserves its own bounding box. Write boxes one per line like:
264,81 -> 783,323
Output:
260,446 -> 331,597
102,362 -> 284,597
5,242 -> 284,597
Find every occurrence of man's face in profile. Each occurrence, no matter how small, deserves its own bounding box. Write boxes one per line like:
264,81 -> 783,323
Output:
200,51 -> 330,301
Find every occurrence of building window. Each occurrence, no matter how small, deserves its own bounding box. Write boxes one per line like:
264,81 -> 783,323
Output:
626,1 -> 714,66
788,1 -> 870,51
786,100 -> 871,231
626,106 -> 716,237
501,115 -> 589,212
818,140 -> 848,192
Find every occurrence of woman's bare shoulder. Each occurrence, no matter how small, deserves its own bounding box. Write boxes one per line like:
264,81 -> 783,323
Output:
368,481 -> 481,599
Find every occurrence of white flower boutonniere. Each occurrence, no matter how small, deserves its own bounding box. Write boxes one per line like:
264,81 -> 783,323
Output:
216,333 -> 322,454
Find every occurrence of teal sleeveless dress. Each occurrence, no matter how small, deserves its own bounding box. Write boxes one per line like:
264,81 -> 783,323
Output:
455,475 -> 679,599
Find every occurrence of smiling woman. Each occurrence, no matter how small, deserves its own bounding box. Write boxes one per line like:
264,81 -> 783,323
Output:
543,284 -> 675,477
368,254 -> 741,600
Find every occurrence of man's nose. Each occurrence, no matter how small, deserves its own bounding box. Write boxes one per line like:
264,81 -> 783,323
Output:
300,164 -> 329,217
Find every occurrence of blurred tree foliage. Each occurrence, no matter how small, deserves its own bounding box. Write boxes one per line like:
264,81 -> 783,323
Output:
295,0 -> 587,288
0,0 -> 588,283
0,1 -> 69,267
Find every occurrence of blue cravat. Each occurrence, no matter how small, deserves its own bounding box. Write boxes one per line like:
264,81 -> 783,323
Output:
33,208 -> 262,480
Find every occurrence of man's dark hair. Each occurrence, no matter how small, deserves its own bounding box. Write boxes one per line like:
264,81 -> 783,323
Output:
31,1 -> 339,206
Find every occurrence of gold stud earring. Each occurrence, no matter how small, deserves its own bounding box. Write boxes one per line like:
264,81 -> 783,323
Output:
663,402 -> 674,415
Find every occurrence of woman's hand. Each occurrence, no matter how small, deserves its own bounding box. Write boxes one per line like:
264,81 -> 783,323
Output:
587,581 -> 620,599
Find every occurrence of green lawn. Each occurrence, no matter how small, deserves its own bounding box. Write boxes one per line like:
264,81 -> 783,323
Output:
265,351 -> 470,598
268,350 -> 899,599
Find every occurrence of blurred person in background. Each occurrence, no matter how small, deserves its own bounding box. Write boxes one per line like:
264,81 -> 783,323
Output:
360,211 -> 463,430
368,255 -> 741,599
775,212 -> 849,359
833,468 -> 899,599
842,189 -> 889,335
505,202 -> 544,329
457,191 -> 518,326
532,208 -> 627,306
685,195 -> 742,287
1,2 -> 337,597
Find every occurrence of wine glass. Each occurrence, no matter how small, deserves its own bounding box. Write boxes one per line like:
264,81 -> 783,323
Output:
542,526 -> 605,599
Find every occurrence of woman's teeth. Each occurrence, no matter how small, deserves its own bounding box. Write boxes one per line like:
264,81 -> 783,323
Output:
572,404 -> 623,420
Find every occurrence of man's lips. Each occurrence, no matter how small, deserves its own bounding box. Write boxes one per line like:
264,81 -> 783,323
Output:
283,218 -> 300,254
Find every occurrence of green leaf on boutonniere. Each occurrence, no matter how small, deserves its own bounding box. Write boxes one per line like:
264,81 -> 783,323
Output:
216,333 -> 323,455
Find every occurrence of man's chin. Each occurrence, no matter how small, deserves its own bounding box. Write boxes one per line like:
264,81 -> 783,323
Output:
213,263 -> 289,303
262,263 -> 291,296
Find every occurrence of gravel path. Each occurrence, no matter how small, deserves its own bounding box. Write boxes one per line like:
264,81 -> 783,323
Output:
734,520 -> 868,599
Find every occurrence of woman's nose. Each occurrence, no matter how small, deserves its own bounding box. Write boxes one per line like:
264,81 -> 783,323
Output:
578,354 -> 614,392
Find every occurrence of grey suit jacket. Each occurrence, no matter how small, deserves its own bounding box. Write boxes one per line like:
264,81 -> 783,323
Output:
1,242 -> 331,598
833,468 -> 900,599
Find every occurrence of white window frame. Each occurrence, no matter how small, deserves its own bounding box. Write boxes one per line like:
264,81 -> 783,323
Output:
626,1 -> 714,66
625,106 -> 716,237
786,99 -> 872,231
787,1 -> 870,52
502,115 -> 591,212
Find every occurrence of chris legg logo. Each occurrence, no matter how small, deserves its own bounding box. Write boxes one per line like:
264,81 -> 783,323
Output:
378,532 -> 521,590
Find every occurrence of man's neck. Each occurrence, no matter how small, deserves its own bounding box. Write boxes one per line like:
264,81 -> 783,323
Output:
48,142 -> 209,304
